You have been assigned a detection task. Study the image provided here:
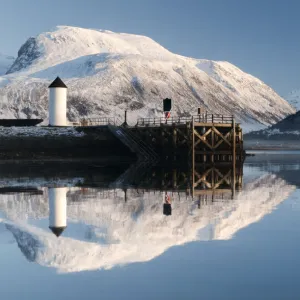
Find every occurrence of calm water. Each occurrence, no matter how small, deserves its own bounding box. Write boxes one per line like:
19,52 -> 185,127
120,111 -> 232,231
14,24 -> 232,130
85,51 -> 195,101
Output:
0,154 -> 300,300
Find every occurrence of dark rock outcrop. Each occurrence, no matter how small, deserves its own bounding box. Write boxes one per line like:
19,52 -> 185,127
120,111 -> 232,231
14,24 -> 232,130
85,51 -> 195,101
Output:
6,37 -> 41,74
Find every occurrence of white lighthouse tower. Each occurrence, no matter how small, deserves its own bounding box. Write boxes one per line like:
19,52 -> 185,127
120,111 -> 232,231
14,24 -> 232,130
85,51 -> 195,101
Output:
48,77 -> 68,126
48,187 -> 67,237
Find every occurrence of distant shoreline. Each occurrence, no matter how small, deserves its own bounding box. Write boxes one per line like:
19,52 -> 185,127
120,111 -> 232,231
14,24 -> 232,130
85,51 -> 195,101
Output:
244,138 -> 300,151
245,147 -> 300,151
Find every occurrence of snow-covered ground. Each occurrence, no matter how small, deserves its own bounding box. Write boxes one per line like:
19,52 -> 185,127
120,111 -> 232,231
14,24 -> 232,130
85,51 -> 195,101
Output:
0,26 -> 295,132
0,126 -> 84,137
0,171 -> 295,273
250,128 -> 300,137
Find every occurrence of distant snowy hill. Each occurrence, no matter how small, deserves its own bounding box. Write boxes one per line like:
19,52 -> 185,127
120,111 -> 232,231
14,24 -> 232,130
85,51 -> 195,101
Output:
0,26 -> 295,131
0,53 -> 14,76
245,109 -> 300,142
286,89 -> 300,111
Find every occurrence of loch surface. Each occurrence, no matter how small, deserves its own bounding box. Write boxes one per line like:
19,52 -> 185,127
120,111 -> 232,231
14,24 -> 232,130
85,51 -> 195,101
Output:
0,153 -> 300,300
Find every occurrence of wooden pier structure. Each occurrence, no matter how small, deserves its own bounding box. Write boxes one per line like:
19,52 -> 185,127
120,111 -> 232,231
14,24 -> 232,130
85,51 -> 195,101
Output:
80,113 -> 244,166
131,114 -> 243,163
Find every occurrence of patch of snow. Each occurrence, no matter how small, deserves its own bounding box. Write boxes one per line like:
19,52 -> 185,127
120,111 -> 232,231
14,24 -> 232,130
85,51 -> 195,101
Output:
263,128 -> 300,136
0,126 -> 84,137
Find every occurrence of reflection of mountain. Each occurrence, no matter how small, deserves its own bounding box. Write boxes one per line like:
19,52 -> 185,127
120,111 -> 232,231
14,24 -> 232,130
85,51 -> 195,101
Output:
245,156 -> 300,187
0,173 -> 294,273
5,225 -> 40,262
275,169 -> 300,187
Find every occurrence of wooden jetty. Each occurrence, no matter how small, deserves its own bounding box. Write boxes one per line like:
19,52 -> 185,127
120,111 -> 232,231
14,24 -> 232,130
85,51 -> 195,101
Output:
79,113 -> 244,166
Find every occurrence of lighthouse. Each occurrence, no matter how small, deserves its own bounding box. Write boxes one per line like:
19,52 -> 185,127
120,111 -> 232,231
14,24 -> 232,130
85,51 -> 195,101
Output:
48,77 -> 68,126
48,187 -> 67,237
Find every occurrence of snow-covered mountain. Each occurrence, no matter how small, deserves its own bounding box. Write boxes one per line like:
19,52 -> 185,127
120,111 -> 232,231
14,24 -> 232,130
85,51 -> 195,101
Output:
0,53 -> 14,76
0,171 -> 295,273
286,89 -> 300,111
0,26 -> 295,131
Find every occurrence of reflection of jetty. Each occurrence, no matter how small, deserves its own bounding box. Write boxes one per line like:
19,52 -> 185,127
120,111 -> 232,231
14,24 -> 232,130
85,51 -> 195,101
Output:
0,160 -> 243,201
112,162 -> 243,201
0,161 -> 244,239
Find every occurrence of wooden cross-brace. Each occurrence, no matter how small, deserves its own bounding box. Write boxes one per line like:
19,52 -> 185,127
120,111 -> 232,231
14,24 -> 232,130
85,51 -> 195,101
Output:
194,126 -> 233,150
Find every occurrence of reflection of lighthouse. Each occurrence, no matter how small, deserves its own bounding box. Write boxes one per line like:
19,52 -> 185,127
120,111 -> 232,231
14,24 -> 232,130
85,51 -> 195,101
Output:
48,187 -> 67,237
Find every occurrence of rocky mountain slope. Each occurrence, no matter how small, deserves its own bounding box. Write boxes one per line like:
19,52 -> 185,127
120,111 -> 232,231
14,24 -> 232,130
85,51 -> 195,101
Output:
0,53 -> 14,76
0,26 -> 295,131
286,89 -> 300,111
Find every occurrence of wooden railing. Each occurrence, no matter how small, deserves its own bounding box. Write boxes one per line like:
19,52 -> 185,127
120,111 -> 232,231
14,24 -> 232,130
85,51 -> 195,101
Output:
76,114 -> 234,127
193,114 -> 233,124
137,114 -> 234,127
77,117 -> 118,126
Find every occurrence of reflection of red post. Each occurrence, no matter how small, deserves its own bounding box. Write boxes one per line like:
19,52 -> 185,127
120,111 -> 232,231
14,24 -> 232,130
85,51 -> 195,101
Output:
165,193 -> 171,204
163,192 -> 172,216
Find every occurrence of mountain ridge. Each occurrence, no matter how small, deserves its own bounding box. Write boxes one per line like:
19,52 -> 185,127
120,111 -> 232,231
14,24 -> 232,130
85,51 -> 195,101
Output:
0,26 -> 295,131
0,53 -> 15,76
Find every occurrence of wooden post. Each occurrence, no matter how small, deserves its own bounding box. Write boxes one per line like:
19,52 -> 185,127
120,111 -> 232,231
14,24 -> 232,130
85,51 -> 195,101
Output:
192,116 -> 195,198
211,126 -> 214,163
232,117 -> 236,199
202,126 -> 207,163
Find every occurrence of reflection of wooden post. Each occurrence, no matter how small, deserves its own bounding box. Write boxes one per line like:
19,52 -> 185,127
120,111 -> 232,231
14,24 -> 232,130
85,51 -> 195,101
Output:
172,169 -> 177,188
124,189 -> 128,202
232,118 -> 236,199
162,168 -> 165,187
173,126 -> 177,146
173,126 -> 177,161
237,163 -> 243,191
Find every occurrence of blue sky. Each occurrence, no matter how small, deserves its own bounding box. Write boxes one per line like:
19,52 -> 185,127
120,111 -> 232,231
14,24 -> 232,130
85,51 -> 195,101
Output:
0,0 -> 299,95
